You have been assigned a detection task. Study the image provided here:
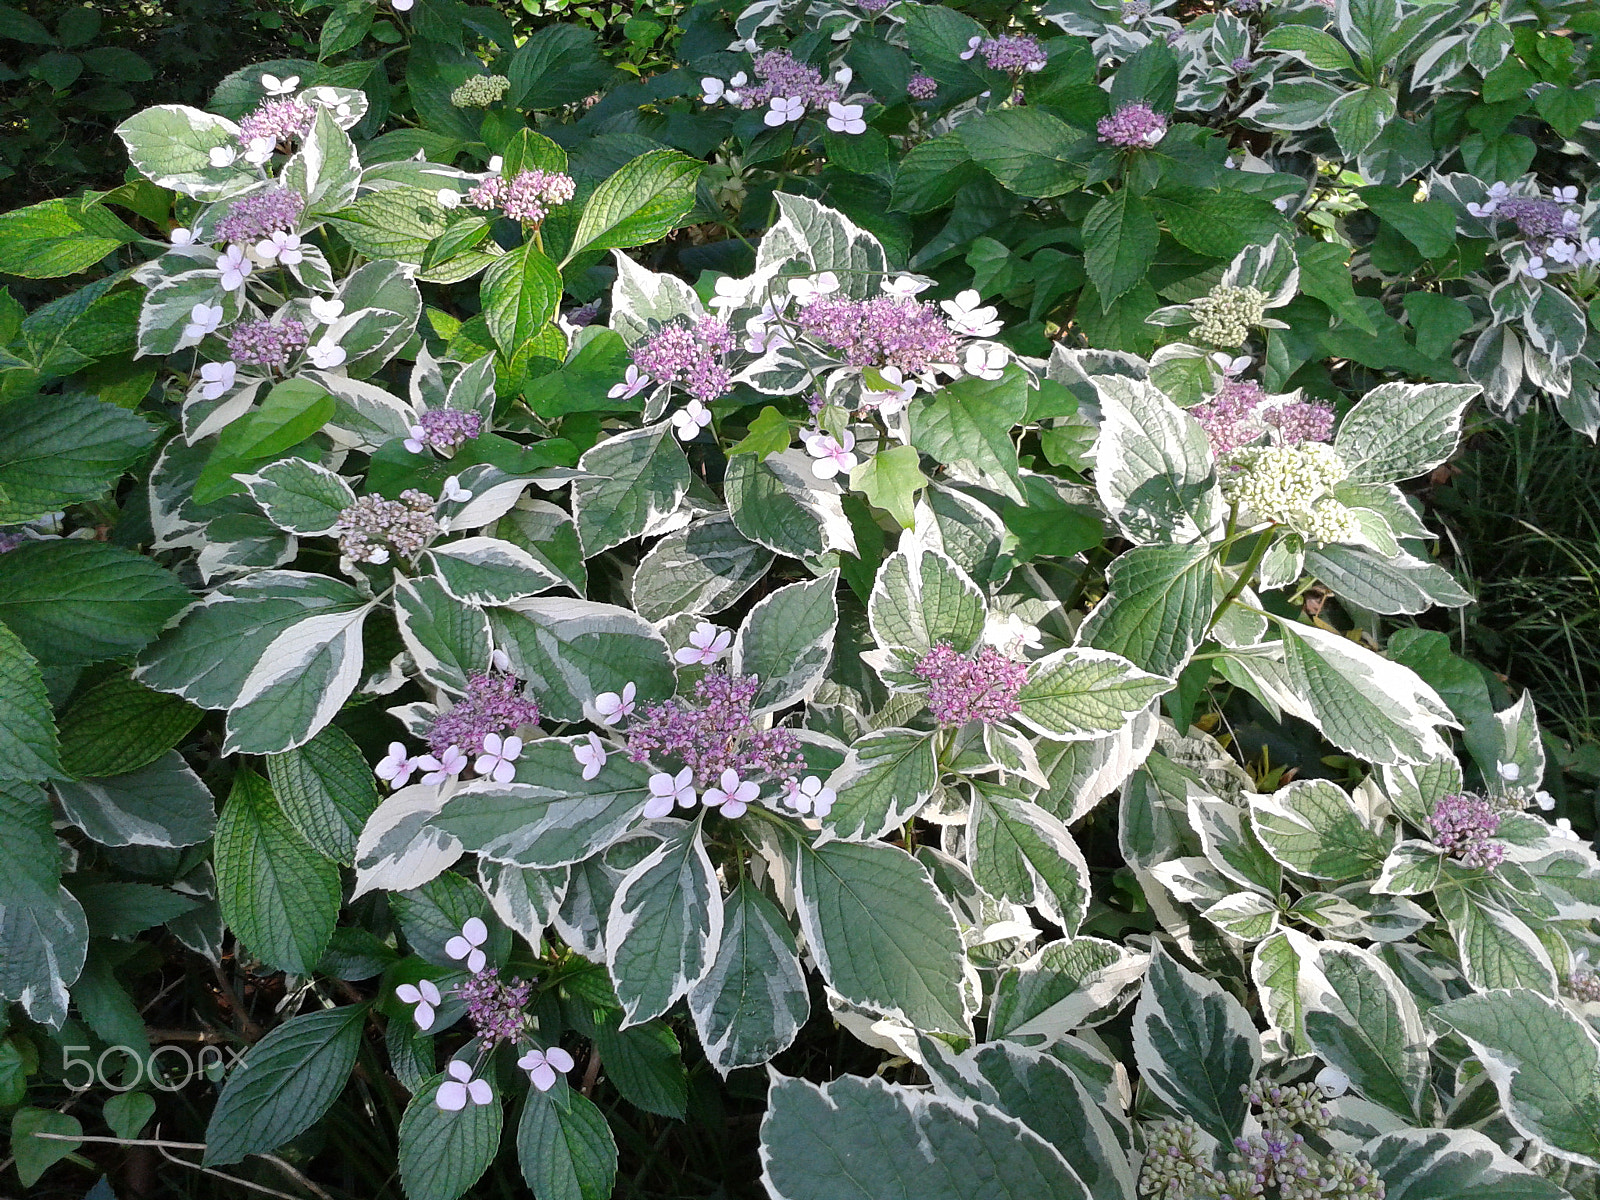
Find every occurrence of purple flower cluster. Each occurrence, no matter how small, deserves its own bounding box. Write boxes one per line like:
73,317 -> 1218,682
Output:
226,316 -> 309,369
457,967 -> 533,1044
796,295 -> 961,375
1262,397 -> 1334,445
736,50 -> 840,111
1427,793 -> 1505,870
632,317 -> 735,402
1231,55 -> 1254,73
428,672 -> 541,757
237,97 -> 315,147
859,0 -> 893,10
1097,102 -> 1168,148
415,409 -> 483,452
625,671 -> 805,790
335,490 -> 439,564
1192,379 -> 1268,457
977,35 -> 1047,73
467,168 -> 577,224
1495,196 -> 1575,244
913,643 -> 1028,727
907,73 -> 938,100
215,188 -> 305,245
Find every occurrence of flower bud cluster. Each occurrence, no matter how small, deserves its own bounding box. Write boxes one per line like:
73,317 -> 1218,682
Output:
625,671 -> 805,790
913,642 -> 1029,727
795,295 -> 961,376
1221,442 -> 1358,543
215,187 -> 305,246
456,967 -> 533,1043
975,35 -> 1047,73
1139,1119 -> 1218,1199
333,490 -> 438,564
237,97 -> 315,148
411,408 -> 483,453
1564,962 -> 1600,1003
467,168 -> 578,225
451,74 -> 511,108
632,316 -> 736,402
427,671 -> 541,758
226,316 -> 309,369
907,73 -> 939,100
1191,285 -> 1268,347
1098,102 -> 1169,148
735,50 -> 841,111
1426,792 -> 1506,870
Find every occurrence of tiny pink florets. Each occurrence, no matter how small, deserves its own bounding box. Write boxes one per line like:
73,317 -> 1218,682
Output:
625,671 -> 805,790
632,317 -> 736,403
913,642 -> 1028,727
796,295 -> 961,376
467,168 -> 577,224
1097,102 -> 1168,148
237,97 -> 315,147
736,50 -> 841,111
1427,793 -> 1505,870
428,671 -> 541,757
978,35 -> 1047,73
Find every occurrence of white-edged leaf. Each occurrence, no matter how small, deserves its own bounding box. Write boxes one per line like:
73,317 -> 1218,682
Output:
1334,382 -> 1480,484
689,882 -> 809,1074
221,601 -> 374,754
241,457 -> 356,536
969,786 -> 1090,934
990,936 -> 1147,1043
1248,779 -> 1389,881
725,450 -> 856,560
425,537 -> 561,606
1078,542 -> 1216,677
394,574 -> 492,695
353,783 -> 463,898
1015,648 -> 1173,741
489,596 -> 674,723
732,571 -> 838,714
868,543 -> 986,657
54,751 -> 214,848
821,727 -> 940,842
1092,375 -> 1223,543
1302,941 -> 1431,1122
1361,1127 -> 1574,1200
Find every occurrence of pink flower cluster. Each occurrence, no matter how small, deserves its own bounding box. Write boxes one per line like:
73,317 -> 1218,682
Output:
1097,102 -> 1168,147
215,188 -> 304,245
796,295 -> 960,375
907,73 -> 938,100
1262,397 -> 1334,445
913,642 -> 1028,727
735,50 -> 840,111
457,967 -> 533,1044
1494,196 -> 1575,244
467,168 -> 577,224
428,671 -> 541,757
625,671 -> 806,790
226,316 -> 309,369
1427,793 -> 1505,870
1192,380 -> 1333,458
631,317 -> 735,403
977,35 -> 1047,73
237,97 -> 315,147
413,409 -> 483,452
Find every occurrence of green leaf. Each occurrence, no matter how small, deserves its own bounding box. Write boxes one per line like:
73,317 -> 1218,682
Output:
398,1071 -> 502,1200
571,422 -> 691,556
203,1004 -> 366,1165
1363,1129 -> 1573,1200
823,727 -> 941,842
1333,381 -> 1478,484
10,1107 -> 83,1188
1132,947 -> 1260,1144
518,1083 -> 618,1200
1302,941 -> 1430,1121
0,620 -> 63,784
1433,989 -> 1600,1167
0,540 -> 190,667
1015,648 -> 1172,741
688,883 -> 809,1074
214,771 -> 340,974
489,600 -> 674,724
1000,474 -> 1103,563
1150,188 -> 1290,260
56,672 -> 200,780
0,196 -> 139,278
868,544 -> 986,658
590,1016 -> 686,1118
482,242 -> 562,357
506,23 -> 612,110
1083,190 -> 1159,308
329,187 -> 453,264
0,781 -> 86,1026
266,724 -> 380,865
1248,779 -> 1388,881
970,787 -> 1090,934
1078,542 -> 1215,678
1108,37 -> 1178,112
1259,25 -> 1359,73
1296,238 -> 1377,333
849,445 -> 927,530
54,750 -> 213,848
607,820 -> 722,1025
795,838 -> 971,1036
630,512 -> 772,623
732,571 -> 839,713
890,133 -> 980,214
762,1074 -> 1089,1200
103,1092 -> 156,1141
724,450 -> 856,560
1533,85 -> 1596,138
957,109 -> 1088,198
909,369 -> 1028,502
1327,86 -> 1395,157
727,406 -> 792,458
564,149 -> 702,264
199,382 -> 339,505
1356,185 -> 1457,259
115,104 -> 250,199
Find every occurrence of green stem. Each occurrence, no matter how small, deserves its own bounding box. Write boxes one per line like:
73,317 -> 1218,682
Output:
1208,525 -> 1277,633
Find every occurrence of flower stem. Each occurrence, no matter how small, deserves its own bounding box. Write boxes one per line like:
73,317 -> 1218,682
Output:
1209,525 -> 1277,633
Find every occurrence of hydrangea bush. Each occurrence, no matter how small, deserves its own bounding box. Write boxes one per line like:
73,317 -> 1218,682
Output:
0,0 -> 1597,1197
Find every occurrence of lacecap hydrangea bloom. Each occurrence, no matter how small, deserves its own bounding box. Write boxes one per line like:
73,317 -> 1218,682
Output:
625,671 -> 805,790
733,50 -> 841,112
427,671 -> 541,757
912,643 -> 1029,727
631,316 -> 735,403
1192,379 -> 1333,457
333,490 -> 439,564
406,408 -> 482,454
226,316 -> 309,369
1190,284 -> 1268,347
237,96 -> 315,148
1097,102 -> 1168,148
451,74 -> 510,107
1220,442 -> 1360,543
467,168 -> 577,224
1426,793 -> 1505,870
795,295 -> 961,376
214,187 -> 304,246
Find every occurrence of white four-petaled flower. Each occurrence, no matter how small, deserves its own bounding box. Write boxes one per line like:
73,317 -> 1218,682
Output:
243,136 -> 275,166
671,399 -> 713,441
963,343 -> 1008,381
218,244 -> 253,291
788,271 -> 839,304
644,767 -> 696,818
702,768 -> 758,818
375,741 -> 415,789
1210,352 -> 1251,376
182,302 -> 224,344
517,1046 -> 576,1092
208,145 -> 238,168
880,273 -> 931,298
959,34 -> 982,59
307,339 -> 346,369
197,360 -> 237,401
445,917 -> 489,973
801,429 -> 858,479
609,364 -> 651,400
170,226 -> 197,247
942,289 -> 1003,337
865,365 -> 917,414
1497,762 -> 1521,782
475,733 -> 522,784
404,424 -> 429,454
417,744 -> 468,786
594,682 -> 636,724
675,621 -> 732,665
435,1060 -> 491,1110
709,275 -> 751,312
395,979 -> 441,1030
766,96 -> 805,126
261,73 -> 299,95
574,732 -> 608,780
254,230 -> 303,266
826,102 -> 866,135
441,475 -> 472,502
786,775 -> 836,818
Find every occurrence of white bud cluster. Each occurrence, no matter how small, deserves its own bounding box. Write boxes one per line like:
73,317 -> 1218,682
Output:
1222,442 -> 1360,543
1191,284 -> 1267,347
451,75 -> 511,108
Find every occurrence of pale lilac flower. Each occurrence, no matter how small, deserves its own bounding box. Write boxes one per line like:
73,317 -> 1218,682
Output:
227,317 -> 309,369
1547,239 -> 1578,264
307,338 -> 346,369
395,979 -> 442,1030
959,34 -> 983,60
676,621 -> 733,666
942,289 -> 1002,337
435,1060 -> 491,1111
864,365 -> 918,413
437,188 -> 465,209
964,343 -> 1008,380
441,475 -> 472,502
1211,352 -> 1252,376
789,271 -> 840,303
881,274 -> 932,298
976,35 -> 1048,73
1518,255 -> 1548,280
645,767 -> 697,817
826,102 -> 867,134
517,1046 -> 575,1092
475,733 -> 523,784
376,742 -> 416,789
574,732 -> 608,780
1535,790 -> 1555,811
392,0 -> 414,11
218,244 -> 253,291
1466,200 -> 1498,218
417,744 -> 468,786
182,302 -> 224,343
766,96 -> 805,125
238,96 -> 314,148
170,226 -> 196,247
445,917 -> 490,973
834,66 -> 853,88
594,682 -> 637,724
709,275 -> 750,313
1579,237 -> 1600,265
1553,817 -> 1580,841
491,649 -> 511,672
702,768 -> 758,818
798,295 -> 960,374
609,365 -> 651,400
254,230 -> 303,266
208,145 -> 238,168
261,73 -> 299,95
702,76 -> 732,103
801,429 -> 858,479
786,775 -> 836,818
308,296 -> 343,324
197,360 -> 236,400
406,410 -> 482,454
243,136 -> 275,166
914,642 -> 1029,726
1553,185 -> 1579,204
671,399 -> 713,441
1315,1066 -> 1350,1097
984,612 -> 1042,651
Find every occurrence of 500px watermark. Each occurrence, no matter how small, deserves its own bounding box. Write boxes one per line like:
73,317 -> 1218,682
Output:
61,1044 -> 244,1092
